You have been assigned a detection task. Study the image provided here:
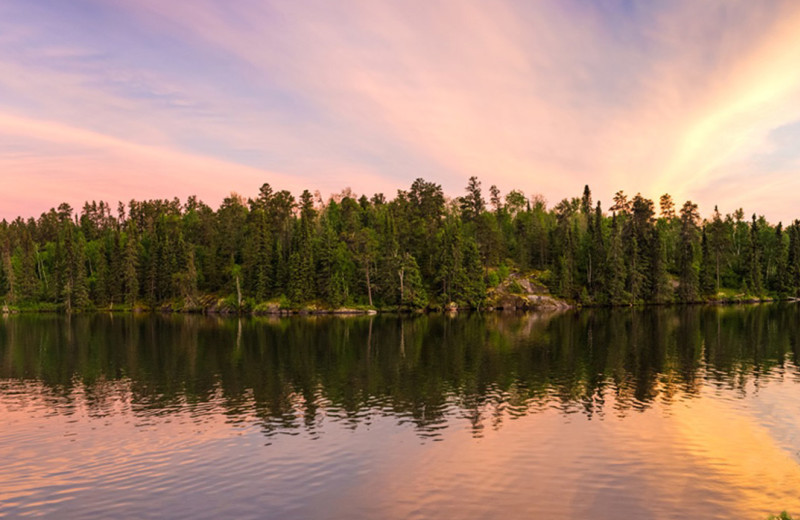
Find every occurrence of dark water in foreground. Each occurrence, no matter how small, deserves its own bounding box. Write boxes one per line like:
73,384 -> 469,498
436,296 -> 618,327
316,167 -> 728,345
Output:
2,307 -> 800,519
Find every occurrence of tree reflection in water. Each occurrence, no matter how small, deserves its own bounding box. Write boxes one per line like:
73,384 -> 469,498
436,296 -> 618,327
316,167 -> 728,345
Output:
1,305 -> 798,439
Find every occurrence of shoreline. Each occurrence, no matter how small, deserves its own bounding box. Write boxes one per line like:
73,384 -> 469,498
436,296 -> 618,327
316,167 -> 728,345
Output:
1,296 -> 788,316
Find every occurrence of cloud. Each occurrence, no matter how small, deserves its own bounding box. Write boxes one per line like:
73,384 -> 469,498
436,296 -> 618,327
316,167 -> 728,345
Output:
0,112 -> 398,219
2,0 -> 800,220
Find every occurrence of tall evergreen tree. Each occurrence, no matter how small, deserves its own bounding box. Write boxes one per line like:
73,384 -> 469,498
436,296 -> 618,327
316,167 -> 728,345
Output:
122,227 -> 139,307
13,233 -> 39,304
605,214 -> 627,304
460,176 -> 485,222
747,214 -> 763,295
774,223 -> 788,297
590,201 -> 606,301
699,227 -> 715,298
677,201 -> 700,302
0,251 -> 9,301
787,222 -> 800,296
648,226 -> 671,303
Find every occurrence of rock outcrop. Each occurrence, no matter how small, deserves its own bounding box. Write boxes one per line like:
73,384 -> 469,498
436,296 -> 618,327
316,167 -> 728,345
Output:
485,272 -> 570,311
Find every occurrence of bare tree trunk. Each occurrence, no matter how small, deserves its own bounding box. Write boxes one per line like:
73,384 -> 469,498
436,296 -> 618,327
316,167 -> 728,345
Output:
398,268 -> 405,306
235,274 -> 242,309
37,251 -> 48,290
65,281 -> 72,314
365,263 -> 373,307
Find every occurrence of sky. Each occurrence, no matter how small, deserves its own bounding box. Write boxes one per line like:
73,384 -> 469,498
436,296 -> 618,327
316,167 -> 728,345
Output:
3,0 -> 800,222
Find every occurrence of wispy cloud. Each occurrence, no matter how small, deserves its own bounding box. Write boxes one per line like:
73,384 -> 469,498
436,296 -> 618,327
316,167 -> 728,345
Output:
2,0 -> 800,220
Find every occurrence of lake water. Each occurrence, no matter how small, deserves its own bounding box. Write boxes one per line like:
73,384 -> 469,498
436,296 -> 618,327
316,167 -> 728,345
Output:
1,307 -> 800,519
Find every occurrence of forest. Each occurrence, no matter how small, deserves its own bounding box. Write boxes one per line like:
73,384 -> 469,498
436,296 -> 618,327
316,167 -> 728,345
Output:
0,177 -> 798,312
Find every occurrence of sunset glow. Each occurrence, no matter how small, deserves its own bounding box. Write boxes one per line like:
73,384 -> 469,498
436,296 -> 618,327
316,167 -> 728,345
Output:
3,1 -> 800,220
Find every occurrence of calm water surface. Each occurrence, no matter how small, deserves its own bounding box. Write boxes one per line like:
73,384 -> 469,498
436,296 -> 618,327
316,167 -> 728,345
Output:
2,307 -> 800,519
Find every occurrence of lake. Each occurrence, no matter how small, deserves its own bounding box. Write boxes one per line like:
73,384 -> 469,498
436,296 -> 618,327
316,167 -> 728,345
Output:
1,307 -> 799,519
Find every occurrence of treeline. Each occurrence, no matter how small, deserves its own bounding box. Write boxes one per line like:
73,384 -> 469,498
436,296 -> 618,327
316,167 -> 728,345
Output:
0,177 -> 798,311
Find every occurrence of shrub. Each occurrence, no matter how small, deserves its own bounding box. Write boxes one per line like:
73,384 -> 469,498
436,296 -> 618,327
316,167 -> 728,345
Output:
508,280 -> 524,294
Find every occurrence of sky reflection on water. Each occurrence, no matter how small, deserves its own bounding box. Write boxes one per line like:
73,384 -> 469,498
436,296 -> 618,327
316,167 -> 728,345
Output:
1,307 -> 799,519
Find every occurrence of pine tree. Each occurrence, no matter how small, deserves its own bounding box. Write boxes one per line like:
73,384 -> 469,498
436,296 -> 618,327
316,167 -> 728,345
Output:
122,228 -> 139,307
554,225 -> 577,299
605,214 -> 626,304
553,203 -> 577,300
648,226 -> 671,303
174,233 -> 198,303
699,227 -> 715,298
355,228 -> 378,307
591,201 -> 606,301
580,185 -> 592,215
706,206 -> 727,293
460,176 -> 485,222
243,209 -> 271,301
399,253 -> 426,308
288,209 -> 315,305
0,252 -> 9,300
316,216 -> 348,307
72,233 -> 89,309
461,234 -> 485,308
13,235 -> 39,304
677,201 -> 700,302
627,234 -> 644,304
787,222 -> 800,296
91,239 -> 110,306
288,249 -> 312,305
747,214 -> 763,296
774,223 -> 788,297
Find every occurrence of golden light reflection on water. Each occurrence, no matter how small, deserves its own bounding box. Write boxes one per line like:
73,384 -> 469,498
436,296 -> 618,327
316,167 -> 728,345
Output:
315,384 -> 800,520
667,382 -> 800,518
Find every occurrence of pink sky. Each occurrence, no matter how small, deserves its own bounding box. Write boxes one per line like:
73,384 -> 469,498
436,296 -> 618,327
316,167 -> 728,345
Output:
3,1 -> 800,221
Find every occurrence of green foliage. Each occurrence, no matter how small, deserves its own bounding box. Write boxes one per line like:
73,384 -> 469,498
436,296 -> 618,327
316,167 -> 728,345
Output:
497,263 -> 510,281
508,280 -> 524,294
2,179 -> 798,312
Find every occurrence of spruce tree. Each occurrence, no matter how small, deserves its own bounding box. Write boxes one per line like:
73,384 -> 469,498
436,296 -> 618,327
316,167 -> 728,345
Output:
677,201 -> 700,302
591,202 -> 606,301
774,223 -> 788,297
13,231 -> 39,304
648,226 -> 671,303
699,227 -> 715,298
747,214 -> 763,296
706,206 -> 727,293
460,176 -> 485,222
605,214 -> 626,304
461,234 -> 485,308
122,228 -> 139,307
0,253 -> 8,300
72,233 -> 89,309
787,222 -> 800,296
399,253 -> 426,308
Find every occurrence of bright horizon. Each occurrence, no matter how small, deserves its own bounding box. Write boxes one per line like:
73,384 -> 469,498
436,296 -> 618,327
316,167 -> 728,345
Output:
3,1 -> 800,222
